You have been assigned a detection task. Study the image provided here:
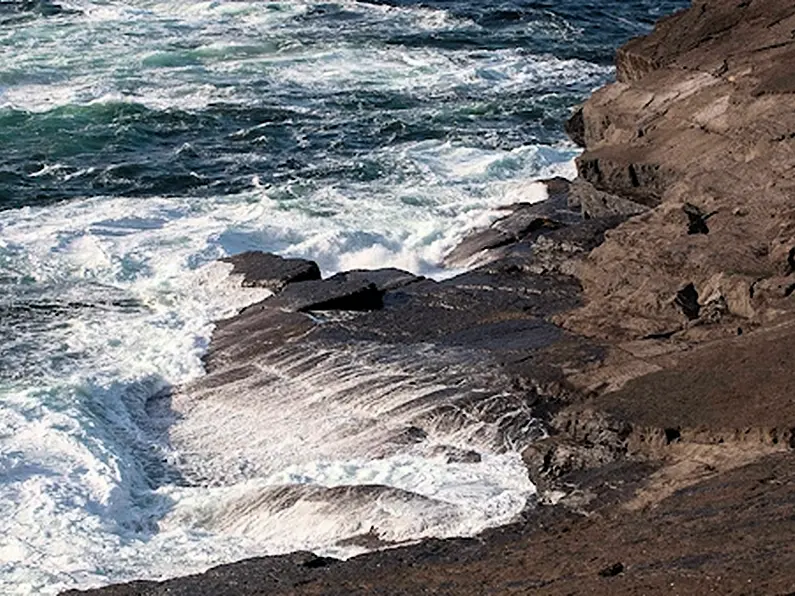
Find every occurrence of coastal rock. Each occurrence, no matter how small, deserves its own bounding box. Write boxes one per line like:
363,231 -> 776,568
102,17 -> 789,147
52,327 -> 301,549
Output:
443,178 -> 581,267
576,150 -> 673,207
70,2 -> 795,594
444,177 -> 633,272
69,452 -> 795,596
184,246 -> 598,490
564,107 -> 586,148
275,278 -> 381,312
221,251 -> 320,292
561,0 -> 795,340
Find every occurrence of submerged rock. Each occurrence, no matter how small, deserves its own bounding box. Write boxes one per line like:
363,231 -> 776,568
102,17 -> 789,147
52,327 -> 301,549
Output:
0,0 -> 78,23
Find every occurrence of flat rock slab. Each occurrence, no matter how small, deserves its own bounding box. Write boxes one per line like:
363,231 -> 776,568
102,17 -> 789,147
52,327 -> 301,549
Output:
221,251 -> 321,292
596,321 -> 795,434
273,268 -> 421,312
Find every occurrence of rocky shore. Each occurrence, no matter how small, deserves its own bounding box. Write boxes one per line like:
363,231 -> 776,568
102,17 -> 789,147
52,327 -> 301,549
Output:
67,0 -> 795,594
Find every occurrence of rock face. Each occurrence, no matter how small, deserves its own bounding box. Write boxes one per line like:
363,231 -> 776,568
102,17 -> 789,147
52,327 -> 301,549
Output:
69,2 -> 795,594
564,0 -> 795,340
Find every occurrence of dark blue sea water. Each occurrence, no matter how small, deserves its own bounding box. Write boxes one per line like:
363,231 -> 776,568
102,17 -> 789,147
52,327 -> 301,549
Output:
0,0 -> 686,209
0,1 -> 688,593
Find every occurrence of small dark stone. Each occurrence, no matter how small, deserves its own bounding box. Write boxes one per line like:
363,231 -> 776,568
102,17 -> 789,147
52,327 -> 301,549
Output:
598,562 -> 625,577
683,203 -> 715,235
397,426 -> 428,444
431,447 -> 483,464
447,450 -> 482,464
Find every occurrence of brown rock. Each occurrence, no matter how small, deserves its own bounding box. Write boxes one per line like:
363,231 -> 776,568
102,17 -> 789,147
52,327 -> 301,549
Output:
568,178 -> 648,219
560,0 -> 795,341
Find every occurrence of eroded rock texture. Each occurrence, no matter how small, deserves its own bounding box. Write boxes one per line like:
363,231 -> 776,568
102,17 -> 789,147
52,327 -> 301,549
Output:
563,0 -> 795,340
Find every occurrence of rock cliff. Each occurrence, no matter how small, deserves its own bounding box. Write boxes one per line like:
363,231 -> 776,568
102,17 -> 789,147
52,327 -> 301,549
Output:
564,0 -> 795,341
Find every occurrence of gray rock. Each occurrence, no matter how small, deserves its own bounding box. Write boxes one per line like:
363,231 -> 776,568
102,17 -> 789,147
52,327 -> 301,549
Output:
221,251 -> 321,292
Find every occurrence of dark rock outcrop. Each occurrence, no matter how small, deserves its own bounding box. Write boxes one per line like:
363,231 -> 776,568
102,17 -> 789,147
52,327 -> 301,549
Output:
221,251 -> 321,292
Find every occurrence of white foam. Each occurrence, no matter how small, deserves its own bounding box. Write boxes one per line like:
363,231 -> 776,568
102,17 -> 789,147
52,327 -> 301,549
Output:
274,45 -> 609,98
160,452 -> 531,557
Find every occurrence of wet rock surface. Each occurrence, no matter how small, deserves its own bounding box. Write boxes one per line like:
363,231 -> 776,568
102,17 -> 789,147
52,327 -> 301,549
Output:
221,251 -> 321,292
70,1 -> 795,594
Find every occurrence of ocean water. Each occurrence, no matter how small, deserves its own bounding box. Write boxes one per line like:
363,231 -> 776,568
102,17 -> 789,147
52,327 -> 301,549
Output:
0,0 -> 688,593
